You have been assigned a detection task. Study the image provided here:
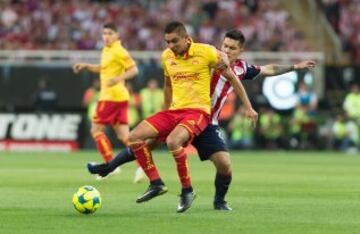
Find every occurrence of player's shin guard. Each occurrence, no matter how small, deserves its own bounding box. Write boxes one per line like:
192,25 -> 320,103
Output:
129,141 -> 161,183
172,147 -> 192,192
214,173 -> 232,202
94,133 -> 113,162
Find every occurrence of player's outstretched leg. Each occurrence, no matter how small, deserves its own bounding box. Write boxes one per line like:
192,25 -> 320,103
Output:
87,147 -> 135,179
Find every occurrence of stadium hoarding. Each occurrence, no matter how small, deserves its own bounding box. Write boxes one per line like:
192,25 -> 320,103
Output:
0,113 -> 83,152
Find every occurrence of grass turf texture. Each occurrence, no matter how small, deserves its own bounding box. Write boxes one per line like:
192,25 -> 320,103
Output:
0,151 -> 359,234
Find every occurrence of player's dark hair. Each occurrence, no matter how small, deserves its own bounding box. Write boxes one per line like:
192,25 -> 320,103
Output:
103,22 -> 118,32
225,29 -> 245,45
164,21 -> 187,36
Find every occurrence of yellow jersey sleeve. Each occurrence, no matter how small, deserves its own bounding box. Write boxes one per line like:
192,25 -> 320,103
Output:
116,47 -> 136,70
204,45 -> 219,69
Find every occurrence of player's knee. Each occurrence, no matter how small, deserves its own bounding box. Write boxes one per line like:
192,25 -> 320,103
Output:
128,131 -> 140,143
90,128 -> 102,138
217,165 -> 231,175
214,159 -> 231,175
166,136 -> 182,150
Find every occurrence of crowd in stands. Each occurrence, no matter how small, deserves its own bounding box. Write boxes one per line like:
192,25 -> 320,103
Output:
319,0 -> 360,64
0,0 -> 311,51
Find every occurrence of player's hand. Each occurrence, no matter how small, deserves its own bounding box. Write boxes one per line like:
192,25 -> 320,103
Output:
244,107 -> 258,127
107,78 -> 118,87
294,60 -> 316,70
73,63 -> 86,74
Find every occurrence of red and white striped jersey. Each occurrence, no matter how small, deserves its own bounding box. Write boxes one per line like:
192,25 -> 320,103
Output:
210,59 -> 261,125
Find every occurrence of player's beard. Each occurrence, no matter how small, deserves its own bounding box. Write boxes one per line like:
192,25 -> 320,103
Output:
171,47 -> 179,55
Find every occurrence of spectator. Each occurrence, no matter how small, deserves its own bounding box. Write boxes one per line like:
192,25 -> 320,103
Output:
332,112 -> 358,153
125,82 -> 141,128
32,78 -> 58,112
258,107 -> 285,149
139,79 -> 163,118
289,106 -> 314,149
296,81 -> 318,117
82,79 -> 100,148
343,83 -> 360,124
228,107 -> 254,149
82,78 -> 100,119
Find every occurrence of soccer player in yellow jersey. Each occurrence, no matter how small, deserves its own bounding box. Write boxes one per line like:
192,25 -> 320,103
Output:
73,23 -> 138,171
128,21 -> 258,213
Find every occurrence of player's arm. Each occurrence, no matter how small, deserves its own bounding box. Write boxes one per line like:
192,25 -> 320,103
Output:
163,75 -> 172,110
107,66 -> 139,87
73,63 -> 100,74
259,60 -> 316,77
217,51 -> 258,126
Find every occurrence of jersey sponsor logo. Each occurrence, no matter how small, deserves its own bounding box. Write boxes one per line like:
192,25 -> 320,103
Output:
0,113 -> 82,140
173,72 -> 200,81
187,120 -> 195,126
216,129 -> 226,143
234,66 -> 244,76
192,59 -> 199,65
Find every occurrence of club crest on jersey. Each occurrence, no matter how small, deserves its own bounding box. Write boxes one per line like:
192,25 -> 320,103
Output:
192,59 -> 199,65
187,120 -> 195,126
234,66 -> 244,76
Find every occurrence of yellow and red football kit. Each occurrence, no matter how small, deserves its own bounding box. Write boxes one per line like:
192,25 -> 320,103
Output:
146,41 -> 219,143
93,40 -> 135,125
93,40 -> 136,162
131,41 -> 219,188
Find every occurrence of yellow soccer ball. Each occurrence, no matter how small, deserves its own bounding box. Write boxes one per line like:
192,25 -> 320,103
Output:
72,185 -> 102,214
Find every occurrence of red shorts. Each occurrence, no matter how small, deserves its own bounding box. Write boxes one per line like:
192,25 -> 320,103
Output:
92,101 -> 128,125
145,109 -> 209,145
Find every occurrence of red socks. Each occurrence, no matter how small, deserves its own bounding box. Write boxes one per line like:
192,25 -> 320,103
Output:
94,133 -> 113,162
130,141 -> 161,181
129,143 -> 192,190
171,147 -> 192,189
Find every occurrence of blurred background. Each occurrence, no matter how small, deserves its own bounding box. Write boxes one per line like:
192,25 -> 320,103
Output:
0,0 -> 359,153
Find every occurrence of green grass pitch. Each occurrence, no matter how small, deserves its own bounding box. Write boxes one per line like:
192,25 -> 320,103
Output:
0,151 -> 359,234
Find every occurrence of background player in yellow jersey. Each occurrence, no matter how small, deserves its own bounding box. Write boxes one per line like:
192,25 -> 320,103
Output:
73,22 -> 139,178
128,21 -> 258,213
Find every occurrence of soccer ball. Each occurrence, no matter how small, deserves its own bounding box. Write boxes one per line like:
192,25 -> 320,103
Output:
72,185 -> 102,214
